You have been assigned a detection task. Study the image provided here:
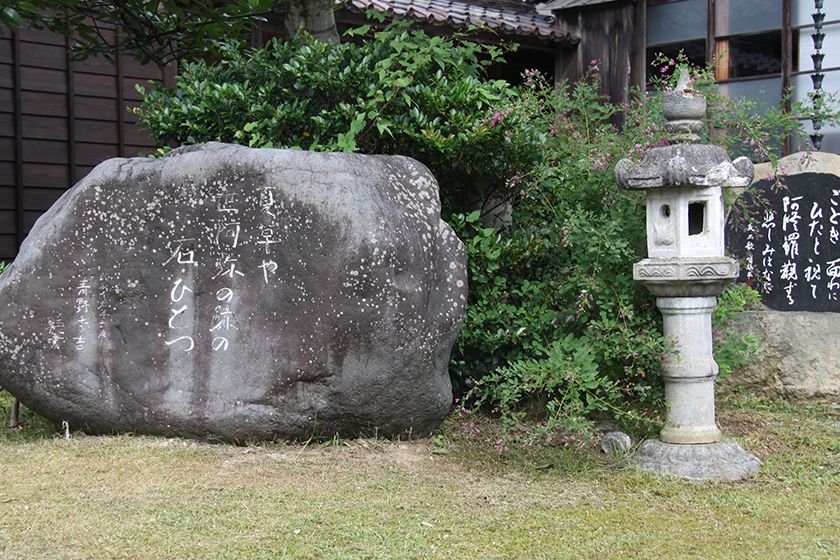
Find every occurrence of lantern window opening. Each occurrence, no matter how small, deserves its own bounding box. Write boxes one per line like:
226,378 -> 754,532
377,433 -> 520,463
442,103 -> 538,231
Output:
688,201 -> 706,235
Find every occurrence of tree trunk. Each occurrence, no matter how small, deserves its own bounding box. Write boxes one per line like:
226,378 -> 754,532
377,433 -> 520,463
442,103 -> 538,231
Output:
284,0 -> 339,43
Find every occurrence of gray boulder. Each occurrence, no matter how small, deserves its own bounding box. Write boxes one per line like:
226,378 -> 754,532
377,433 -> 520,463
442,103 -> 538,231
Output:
724,309 -> 840,400
600,431 -> 632,455
0,143 -> 467,442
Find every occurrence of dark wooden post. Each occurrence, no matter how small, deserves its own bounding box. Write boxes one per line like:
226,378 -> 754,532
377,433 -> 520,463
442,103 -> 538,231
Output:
9,31 -> 23,429
11,31 -> 23,251
782,0 -> 793,154
8,397 -> 20,428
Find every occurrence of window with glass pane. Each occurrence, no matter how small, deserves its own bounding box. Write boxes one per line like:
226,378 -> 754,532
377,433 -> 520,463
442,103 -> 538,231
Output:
725,32 -> 783,78
715,0 -> 782,36
648,0 -> 707,45
713,0 -> 782,81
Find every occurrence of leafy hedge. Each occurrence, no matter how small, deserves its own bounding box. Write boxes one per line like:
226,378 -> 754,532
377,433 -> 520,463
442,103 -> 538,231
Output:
450,72 -> 669,432
136,20 -> 538,214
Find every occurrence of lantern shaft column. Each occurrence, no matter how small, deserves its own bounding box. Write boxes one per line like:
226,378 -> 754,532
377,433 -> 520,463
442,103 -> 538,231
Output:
658,295 -> 721,444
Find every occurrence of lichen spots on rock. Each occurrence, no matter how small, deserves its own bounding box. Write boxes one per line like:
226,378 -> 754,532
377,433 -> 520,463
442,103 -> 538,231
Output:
0,143 -> 467,442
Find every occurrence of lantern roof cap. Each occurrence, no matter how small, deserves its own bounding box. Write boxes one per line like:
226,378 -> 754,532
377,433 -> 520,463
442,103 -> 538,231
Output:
615,144 -> 755,190
615,69 -> 754,190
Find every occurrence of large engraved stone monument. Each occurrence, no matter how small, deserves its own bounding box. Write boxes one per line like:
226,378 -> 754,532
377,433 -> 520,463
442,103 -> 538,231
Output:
0,143 -> 467,442
615,70 -> 762,481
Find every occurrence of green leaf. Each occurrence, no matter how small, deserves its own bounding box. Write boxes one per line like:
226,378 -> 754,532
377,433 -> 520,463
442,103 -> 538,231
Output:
1,7 -> 23,29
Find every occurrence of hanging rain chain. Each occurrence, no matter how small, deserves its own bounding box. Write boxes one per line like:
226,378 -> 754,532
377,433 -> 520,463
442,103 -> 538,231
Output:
811,0 -> 825,150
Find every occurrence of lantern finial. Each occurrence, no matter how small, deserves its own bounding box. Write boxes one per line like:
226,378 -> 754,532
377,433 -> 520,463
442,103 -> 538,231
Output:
663,68 -> 706,143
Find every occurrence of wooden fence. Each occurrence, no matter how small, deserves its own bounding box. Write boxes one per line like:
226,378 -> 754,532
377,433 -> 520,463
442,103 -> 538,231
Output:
0,27 -> 174,260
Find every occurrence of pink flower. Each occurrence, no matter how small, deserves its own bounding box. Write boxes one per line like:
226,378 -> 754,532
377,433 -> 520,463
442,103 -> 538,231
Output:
494,439 -> 509,454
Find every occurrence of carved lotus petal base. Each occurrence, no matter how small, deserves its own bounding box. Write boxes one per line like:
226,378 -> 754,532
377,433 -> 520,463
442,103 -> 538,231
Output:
633,440 -> 762,482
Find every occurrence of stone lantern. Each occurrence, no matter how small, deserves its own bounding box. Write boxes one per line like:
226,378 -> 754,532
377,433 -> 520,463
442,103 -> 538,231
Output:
614,69 -> 762,481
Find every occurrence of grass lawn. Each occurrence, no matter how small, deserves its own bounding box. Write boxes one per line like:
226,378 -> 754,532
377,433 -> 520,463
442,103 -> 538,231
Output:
0,393 -> 837,559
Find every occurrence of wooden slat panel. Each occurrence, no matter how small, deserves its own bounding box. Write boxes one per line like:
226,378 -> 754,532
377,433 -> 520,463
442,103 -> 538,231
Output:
0,210 -> 16,233
21,91 -> 67,117
22,139 -> 68,164
0,88 -> 12,109
19,66 -> 68,94
23,210 -> 43,234
21,115 -> 68,140
74,165 -> 95,182
23,187 -> 65,211
0,39 -> 11,64
74,72 -> 117,98
19,41 -> 67,71
122,58 -> 164,80
0,64 -> 12,88
75,96 -> 117,120
0,186 -> 14,209
125,145 -> 153,157
23,163 -> 69,188
0,137 -> 14,161
0,162 -> 14,185
16,28 -> 65,46
0,112 -> 12,136
123,77 -> 154,101
76,142 -> 117,166
75,118 -> 118,144
75,54 -> 117,76
66,34 -> 76,184
124,123 -> 155,146
116,52 -> 124,155
0,234 -> 16,259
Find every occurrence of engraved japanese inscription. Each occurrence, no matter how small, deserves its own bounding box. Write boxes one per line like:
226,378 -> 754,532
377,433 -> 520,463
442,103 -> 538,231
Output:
727,172 -> 840,311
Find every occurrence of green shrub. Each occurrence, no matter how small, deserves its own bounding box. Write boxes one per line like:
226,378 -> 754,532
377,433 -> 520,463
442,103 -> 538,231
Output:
451,71 -> 669,433
713,283 -> 762,377
135,19 -> 538,214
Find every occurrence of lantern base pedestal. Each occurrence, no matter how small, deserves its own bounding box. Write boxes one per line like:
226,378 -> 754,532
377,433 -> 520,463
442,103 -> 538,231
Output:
633,439 -> 761,482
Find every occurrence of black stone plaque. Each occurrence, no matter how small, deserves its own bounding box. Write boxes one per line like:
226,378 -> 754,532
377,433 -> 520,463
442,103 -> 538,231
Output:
726,172 -> 840,311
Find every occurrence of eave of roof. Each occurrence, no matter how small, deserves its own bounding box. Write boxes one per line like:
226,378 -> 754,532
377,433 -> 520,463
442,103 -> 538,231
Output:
345,0 -> 580,45
538,0 -> 621,11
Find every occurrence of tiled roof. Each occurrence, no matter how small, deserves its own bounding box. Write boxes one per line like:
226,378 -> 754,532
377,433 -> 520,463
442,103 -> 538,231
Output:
539,0 -> 619,9
346,0 -> 580,44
